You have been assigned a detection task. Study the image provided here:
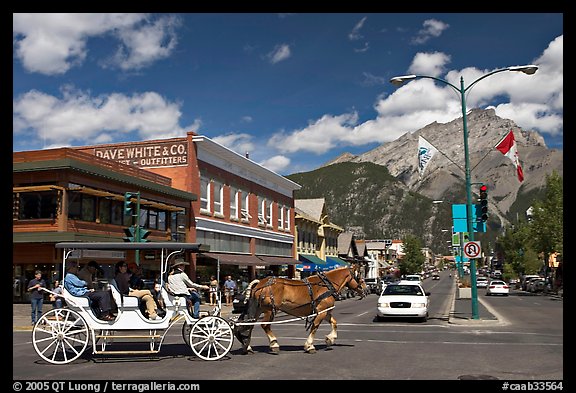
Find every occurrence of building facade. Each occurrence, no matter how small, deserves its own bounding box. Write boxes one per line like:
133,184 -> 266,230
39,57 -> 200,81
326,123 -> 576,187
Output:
294,198 -> 347,277
13,132 -> 302,302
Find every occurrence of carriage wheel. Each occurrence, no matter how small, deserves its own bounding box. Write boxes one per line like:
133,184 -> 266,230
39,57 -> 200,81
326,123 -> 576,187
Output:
182,323 -> 192,347
32,308 -> 89,365
189,316 -> 233,361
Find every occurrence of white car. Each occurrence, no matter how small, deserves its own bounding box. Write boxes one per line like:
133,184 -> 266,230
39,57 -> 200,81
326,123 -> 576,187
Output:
376,281 -> 430,322
476,276 -> 489,288
403,274 -> 422,283
486,280 -> 509,296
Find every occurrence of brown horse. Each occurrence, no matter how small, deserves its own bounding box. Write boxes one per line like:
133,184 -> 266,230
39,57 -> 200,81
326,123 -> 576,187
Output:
233,266 -> 367,354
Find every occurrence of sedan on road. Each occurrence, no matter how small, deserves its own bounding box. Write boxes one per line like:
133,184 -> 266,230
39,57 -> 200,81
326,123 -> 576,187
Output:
476,276 -> 489,288
486,280 -> 509,296
376,281 -> 430,322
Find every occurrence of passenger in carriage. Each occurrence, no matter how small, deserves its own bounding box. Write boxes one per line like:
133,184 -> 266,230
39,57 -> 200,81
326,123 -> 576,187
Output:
63,264 -> 116,321
114,261 -> 159,320
77,260 -> 102,289
166,259 -> 209,319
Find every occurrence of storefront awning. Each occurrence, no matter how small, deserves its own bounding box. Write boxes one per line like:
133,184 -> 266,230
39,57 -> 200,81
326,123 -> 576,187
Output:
257,255 -> 300,266
298,254 -> 327,265
200,253 -> 300,267
326,256 -> 350,268
201,252 -> 264,266
297,254 -> 329,272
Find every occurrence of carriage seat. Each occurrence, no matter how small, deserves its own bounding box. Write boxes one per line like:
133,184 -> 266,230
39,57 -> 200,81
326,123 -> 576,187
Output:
162,284 -> 188,308
107,279 -> 139,307
61,287 -> 90,307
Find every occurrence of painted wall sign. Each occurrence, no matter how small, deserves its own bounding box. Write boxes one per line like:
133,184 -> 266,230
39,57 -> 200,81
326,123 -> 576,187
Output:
95,141 -> 188,168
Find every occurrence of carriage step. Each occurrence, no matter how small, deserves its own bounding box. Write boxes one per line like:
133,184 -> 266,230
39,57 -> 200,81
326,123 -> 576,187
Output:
95,335 -> 161,339
93,350 -> 160,355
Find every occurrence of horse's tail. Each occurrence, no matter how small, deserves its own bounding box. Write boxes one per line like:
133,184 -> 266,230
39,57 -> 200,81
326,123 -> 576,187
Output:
234,279 -> 261,346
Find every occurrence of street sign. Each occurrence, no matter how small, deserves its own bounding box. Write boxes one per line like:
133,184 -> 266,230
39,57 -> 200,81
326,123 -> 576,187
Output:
463,241 -> 482,258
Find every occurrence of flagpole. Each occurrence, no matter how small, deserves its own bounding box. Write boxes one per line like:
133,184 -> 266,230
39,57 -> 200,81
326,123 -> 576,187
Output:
391,65 -> 538,319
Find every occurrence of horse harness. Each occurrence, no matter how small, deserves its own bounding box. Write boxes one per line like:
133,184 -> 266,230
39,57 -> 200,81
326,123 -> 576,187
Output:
254,269 -> 352,329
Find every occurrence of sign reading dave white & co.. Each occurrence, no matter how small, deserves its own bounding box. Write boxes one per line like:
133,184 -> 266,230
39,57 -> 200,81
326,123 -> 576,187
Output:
94,141 -> 188,168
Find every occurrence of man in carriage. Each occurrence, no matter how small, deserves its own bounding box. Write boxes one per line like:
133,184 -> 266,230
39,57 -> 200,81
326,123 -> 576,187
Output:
166,259 -> 210,319
63,263 -> 116,321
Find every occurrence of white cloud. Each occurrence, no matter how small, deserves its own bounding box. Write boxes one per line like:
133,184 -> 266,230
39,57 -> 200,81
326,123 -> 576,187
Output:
354,42 -> 370,53
411,19 -> 449,45
266,44 -> 291,64
265,35 -> 563,155
105,14 -> 181,71
408,52 -> 451,77
258,155 -> 291,173
212,133 -> 255,157
349,16 -> 367,41
12,86 -> 197,148
268,113 -> 359,154
13,13 -> 180,75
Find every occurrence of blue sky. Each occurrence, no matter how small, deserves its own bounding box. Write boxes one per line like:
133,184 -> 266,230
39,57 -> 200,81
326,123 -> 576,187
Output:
13,13 -> 563,175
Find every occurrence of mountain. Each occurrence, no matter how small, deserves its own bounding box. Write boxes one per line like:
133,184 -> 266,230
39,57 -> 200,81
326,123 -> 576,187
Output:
288,109 -> 563,255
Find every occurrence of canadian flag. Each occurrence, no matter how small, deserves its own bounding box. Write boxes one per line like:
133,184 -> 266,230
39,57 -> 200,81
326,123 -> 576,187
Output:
495,130 -> 524,182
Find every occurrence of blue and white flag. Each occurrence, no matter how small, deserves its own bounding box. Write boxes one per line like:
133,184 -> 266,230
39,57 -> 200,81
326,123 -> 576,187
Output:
418,136 -> 438,178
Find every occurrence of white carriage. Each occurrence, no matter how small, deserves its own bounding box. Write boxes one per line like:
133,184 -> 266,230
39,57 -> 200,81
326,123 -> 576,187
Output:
32,242 -> 234,364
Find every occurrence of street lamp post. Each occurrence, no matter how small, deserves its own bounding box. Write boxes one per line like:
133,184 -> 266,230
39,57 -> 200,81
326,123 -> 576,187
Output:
390,65 -> 538,319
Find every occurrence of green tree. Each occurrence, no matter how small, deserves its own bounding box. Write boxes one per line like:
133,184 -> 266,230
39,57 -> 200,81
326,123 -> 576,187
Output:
399,234 -> 425,276
496,223 -> 540,276
529,170 -> 563,276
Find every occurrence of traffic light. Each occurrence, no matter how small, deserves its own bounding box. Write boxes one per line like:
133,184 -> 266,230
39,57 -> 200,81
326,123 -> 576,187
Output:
123,226 -> 136,242
124,192 -> 135,216
479,184 -> 488,222
139,226 -> 151,242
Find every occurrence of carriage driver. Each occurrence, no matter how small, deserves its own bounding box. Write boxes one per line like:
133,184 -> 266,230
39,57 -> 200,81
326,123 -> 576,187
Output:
166,259 -> 209,319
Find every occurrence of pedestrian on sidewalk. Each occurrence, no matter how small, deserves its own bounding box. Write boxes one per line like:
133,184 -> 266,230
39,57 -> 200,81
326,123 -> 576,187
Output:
224,275 -> 236,306
209,276 -> 219,306
27,270 -> 46,325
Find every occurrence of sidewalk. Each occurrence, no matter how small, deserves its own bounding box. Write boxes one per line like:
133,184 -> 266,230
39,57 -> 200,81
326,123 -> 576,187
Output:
13,302 -> 236,331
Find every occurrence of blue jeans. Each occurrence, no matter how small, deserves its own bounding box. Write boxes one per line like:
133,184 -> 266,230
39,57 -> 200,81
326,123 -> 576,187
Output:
187,291 -> 201,319
31,298 -> 43,324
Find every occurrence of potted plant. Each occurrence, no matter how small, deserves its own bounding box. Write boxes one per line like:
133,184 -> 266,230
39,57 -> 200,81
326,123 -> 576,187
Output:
457,276 -> 472,299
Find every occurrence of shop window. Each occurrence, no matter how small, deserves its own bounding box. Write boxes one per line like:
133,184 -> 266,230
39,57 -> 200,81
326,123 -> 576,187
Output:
98,198 -> 111,224
200,176 -> 210,213
18,191 -> 58,219
213,181 -> 223,215
230,186 -> 238,220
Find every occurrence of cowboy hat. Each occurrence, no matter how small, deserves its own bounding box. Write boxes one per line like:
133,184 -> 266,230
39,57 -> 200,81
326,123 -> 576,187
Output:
170,258 -> 189,269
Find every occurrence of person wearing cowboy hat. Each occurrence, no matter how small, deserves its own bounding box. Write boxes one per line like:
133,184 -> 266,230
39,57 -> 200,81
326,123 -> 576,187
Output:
166,258 -> 209,319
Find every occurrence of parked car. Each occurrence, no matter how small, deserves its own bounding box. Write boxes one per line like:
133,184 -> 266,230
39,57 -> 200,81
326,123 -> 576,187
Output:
364,277 -> 379,294
432,273 -> 440,280
376,281 -> 430,322
476,276 -> 489,288
526,277 -> 547,293
486,280 -> 509,296
521,275 -> 542,291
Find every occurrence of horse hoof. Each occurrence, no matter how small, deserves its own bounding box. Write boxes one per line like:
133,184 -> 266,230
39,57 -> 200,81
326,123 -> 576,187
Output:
241,346 -> 254,355
325,338 -> 335,346
270,347 -> 280,354
305,347 -> 316,354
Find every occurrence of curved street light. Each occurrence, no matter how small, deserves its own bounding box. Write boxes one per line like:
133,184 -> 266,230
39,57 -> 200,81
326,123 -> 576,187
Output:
390,64 -> 538,319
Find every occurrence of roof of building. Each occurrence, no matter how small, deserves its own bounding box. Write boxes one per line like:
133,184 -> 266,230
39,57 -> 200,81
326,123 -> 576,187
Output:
295,198 -> 325,222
